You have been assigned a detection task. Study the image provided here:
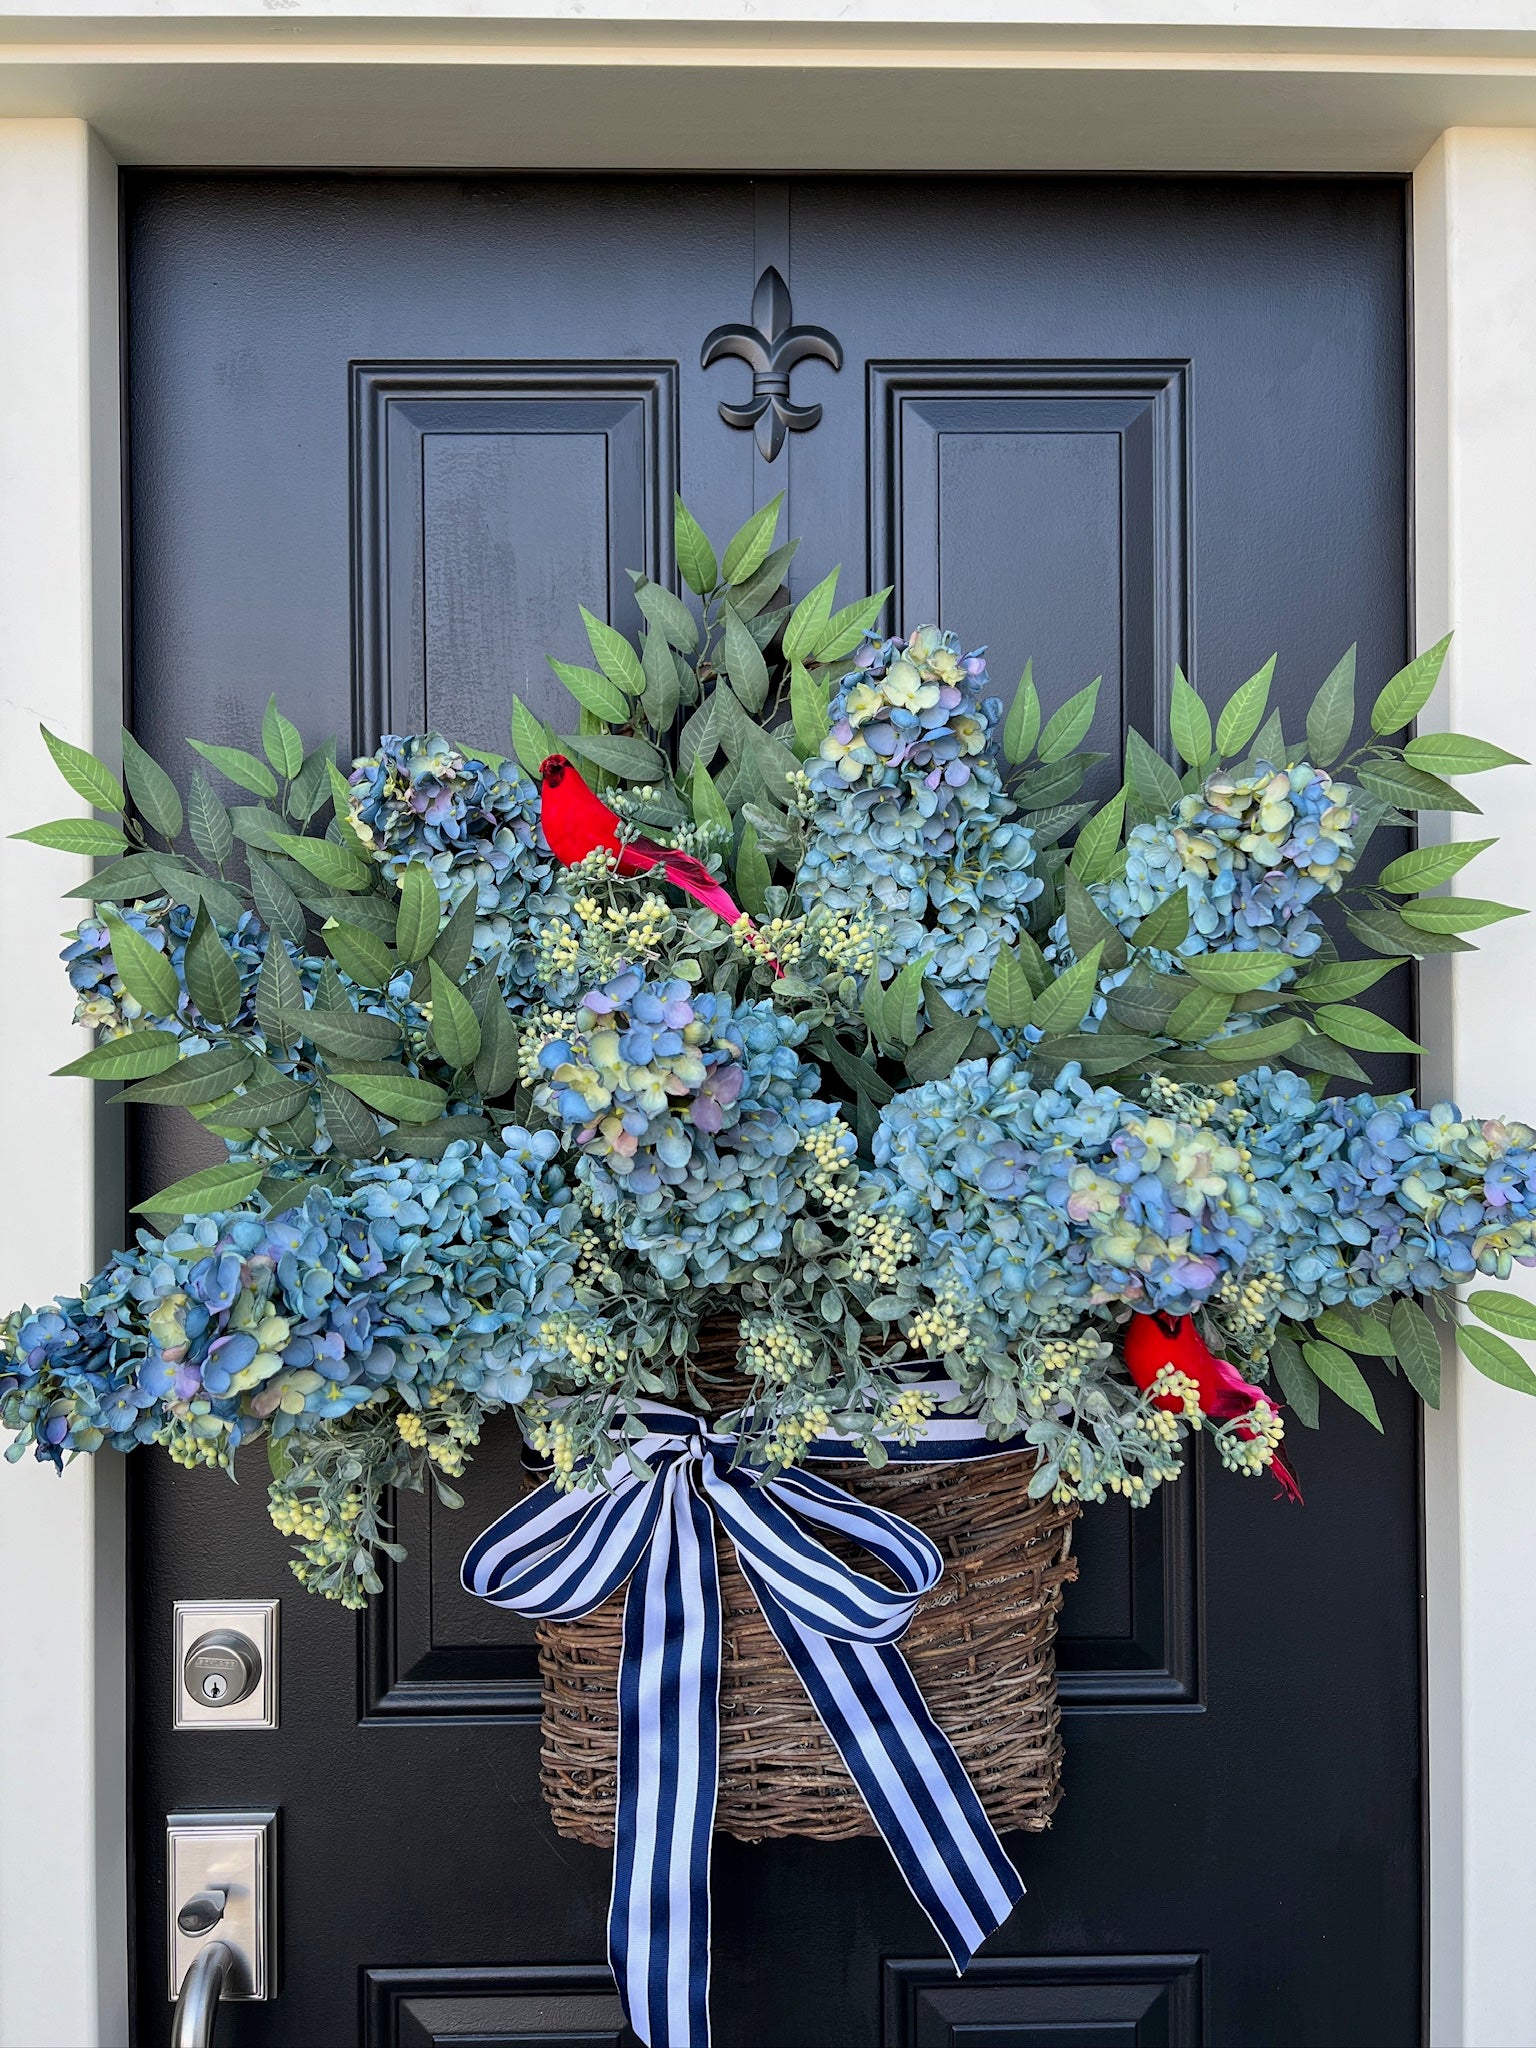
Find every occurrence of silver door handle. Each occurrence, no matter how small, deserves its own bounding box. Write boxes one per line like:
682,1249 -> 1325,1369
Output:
170,1938 -> 235,2048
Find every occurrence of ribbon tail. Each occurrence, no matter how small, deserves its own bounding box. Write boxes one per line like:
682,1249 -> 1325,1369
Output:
609,1464 -> 722,2048
745,1567 -> 1023,1970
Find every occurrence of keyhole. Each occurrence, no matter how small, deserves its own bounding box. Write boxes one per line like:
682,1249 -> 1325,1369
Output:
201,1672 -> 229,1703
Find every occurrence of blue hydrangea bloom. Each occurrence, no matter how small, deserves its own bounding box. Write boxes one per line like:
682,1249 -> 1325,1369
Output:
0,1133 -> 579,1466
872,1056 -> 1264,1340
796,628 -> 1042,1010
870,1056 -> 1536,1354
534,970 -> 854,1287
1236,1070 -> 1536,1314
63,900 -> 272,1039
346,734 -> 570,999
1097,761 -> 1358,962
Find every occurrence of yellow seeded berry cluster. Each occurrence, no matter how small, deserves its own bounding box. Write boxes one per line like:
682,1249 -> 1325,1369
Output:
814,912 -> 886,981
271,1489 -> 368,1605
1033,1328 -> 1105,1389
574,1225 -> 623,1290
569,847 -> 621,880
1212,1268 -> 1286,1338
1007,1327 -> 1117,1419
427,1434 -> 471,1478
1036,1360 -> 1201,1508
538,1311 -> 630,1388
800,1116 -> 856,1208
523,1411 -> 579,1485
1144,1074 -> 1234,1128
883,1386 -> 935,1443
534,917 -> 584,981
394,1390 -> 480,1475
268,1486 -> 360,1543
908,1280 -> 974,1360
1107,1470 -> 1153,1501
160,1423 -> 233,1471
1050,1436 -> 1156,1507
1048,1436 -> 1095,1504
766,1403 -> 831,1465
732,914 -> 806,968
740,1315 -> 816,1387
571,890 -> 674,972
1215,1396 -> 1286,1479
849,1209 -> 917,1286
1148,1365 -> 1202,1428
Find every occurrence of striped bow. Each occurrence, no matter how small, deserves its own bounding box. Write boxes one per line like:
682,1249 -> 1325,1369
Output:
462,1397 -> 1026,2048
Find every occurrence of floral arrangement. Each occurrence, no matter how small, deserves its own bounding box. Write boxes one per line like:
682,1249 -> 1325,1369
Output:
7,495 -> 1536,1608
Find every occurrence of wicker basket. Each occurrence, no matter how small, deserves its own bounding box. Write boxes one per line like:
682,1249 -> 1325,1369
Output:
537,1322 -> 1080,1846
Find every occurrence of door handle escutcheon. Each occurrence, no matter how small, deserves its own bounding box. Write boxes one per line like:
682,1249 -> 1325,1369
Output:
166,1810 -> 278,2030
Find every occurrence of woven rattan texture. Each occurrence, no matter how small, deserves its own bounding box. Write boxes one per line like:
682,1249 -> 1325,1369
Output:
537,1322 -> 1080,1846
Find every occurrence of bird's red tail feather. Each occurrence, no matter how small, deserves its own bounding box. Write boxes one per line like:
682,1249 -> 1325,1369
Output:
657,848 -> 746,926
1268,1445 -> 1305,1505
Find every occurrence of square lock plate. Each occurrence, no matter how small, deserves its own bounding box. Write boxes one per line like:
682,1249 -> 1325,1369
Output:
173,1599 -> 279,1730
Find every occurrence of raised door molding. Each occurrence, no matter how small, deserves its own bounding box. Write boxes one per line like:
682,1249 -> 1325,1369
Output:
363,1964 -> 633,2047
1058,1459 -> 1202,1711
351,360 -> 678,751
868,361 -> 1190,764
362,1440 -> 1200,1721
362,1435 -> 541,1723
351,355 -> 1200,1725
882,1953 -> 1204,2047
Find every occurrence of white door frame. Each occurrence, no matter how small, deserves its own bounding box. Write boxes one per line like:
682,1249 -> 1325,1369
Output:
2,15 -> 1535,2045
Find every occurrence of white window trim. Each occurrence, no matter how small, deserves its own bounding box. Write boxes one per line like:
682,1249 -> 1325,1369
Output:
1,27 -> 1534,2046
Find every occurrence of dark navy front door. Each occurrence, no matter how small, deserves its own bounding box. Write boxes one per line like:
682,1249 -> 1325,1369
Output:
125,172 -> 1417,2047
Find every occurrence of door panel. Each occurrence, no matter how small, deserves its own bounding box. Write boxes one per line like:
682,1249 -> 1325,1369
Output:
881,1955 -> 1204,2048
125,173 -> 1415,2048
362,1966 -> 633,2048
354,361 -> 679,747
867,361 -> 1189,789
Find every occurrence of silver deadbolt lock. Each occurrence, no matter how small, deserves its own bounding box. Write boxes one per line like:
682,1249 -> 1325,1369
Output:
183,1629 -> 261,1709
173,1600 -> 279,1730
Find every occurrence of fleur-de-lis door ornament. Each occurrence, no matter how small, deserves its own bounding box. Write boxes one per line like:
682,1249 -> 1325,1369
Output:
701,265 -> 843,462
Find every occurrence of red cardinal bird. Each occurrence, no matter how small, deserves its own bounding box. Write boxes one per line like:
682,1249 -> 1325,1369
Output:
539,754 -> 748,928
1124,1310 -> 1304,1504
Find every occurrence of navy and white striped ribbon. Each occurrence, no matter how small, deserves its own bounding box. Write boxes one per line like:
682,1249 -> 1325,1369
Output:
462,1392 -> 1028,2048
